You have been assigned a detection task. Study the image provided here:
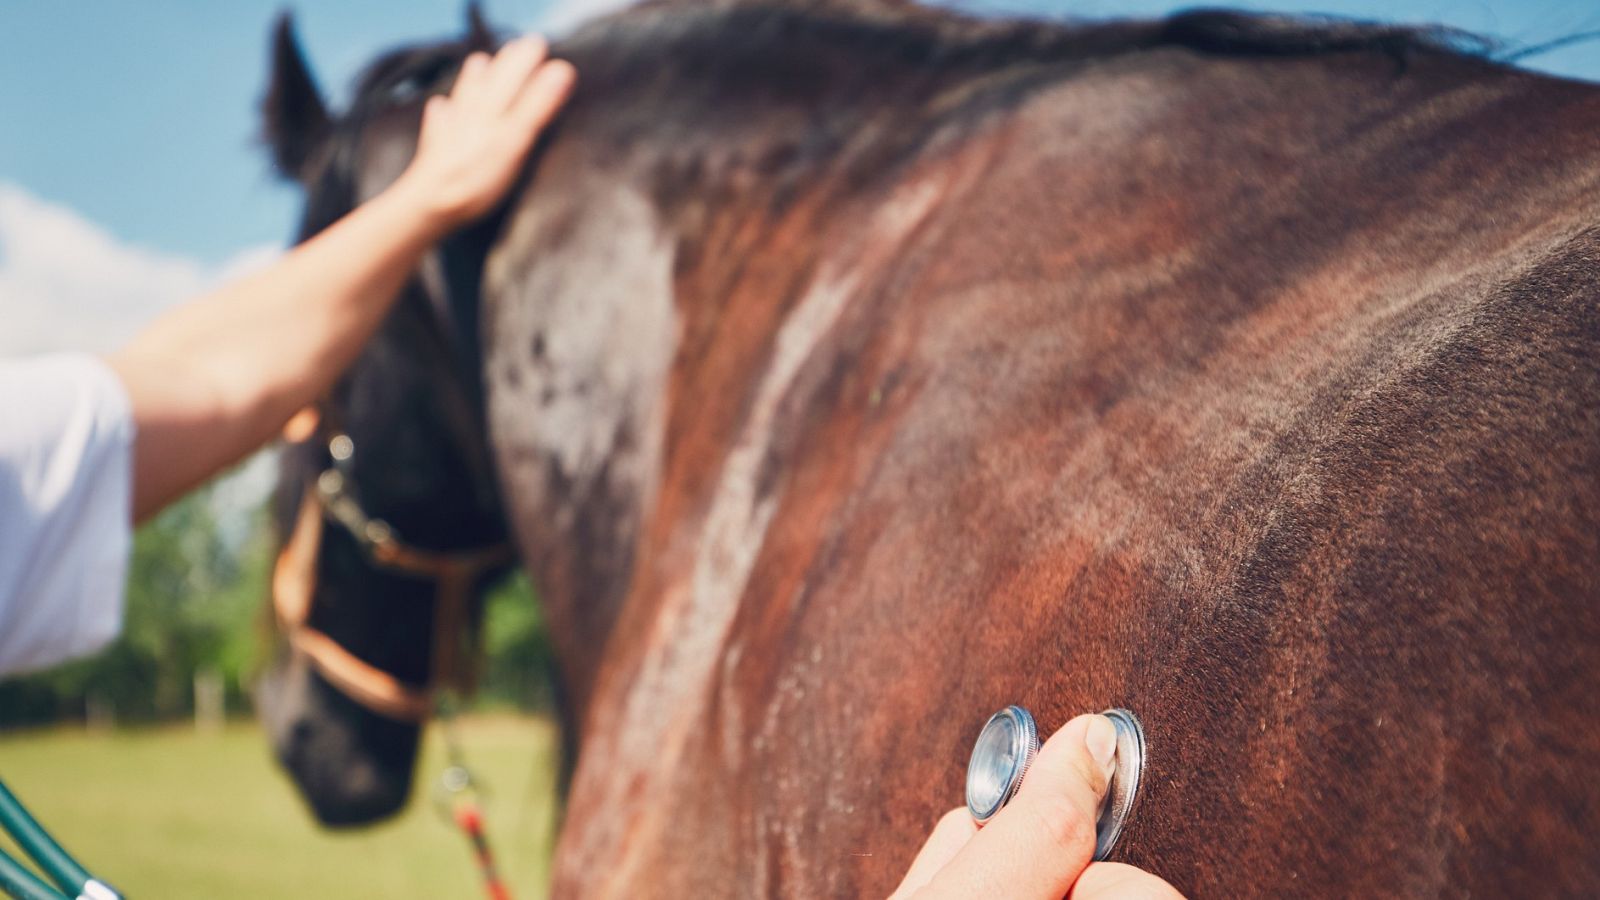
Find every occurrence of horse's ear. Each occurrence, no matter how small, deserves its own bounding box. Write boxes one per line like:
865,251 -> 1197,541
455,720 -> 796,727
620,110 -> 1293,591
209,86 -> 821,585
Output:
465,2 -> 498,51
263,12 -> 330,182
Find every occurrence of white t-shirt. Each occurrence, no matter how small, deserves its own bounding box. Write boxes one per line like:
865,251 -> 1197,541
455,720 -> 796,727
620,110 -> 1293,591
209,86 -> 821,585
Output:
0,353 -> 134,676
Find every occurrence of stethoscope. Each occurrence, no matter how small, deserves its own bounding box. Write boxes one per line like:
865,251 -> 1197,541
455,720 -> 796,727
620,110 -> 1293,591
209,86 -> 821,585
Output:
0,777 -> 119,900
965,706 -> 1147,860
0,706 -> 1145,899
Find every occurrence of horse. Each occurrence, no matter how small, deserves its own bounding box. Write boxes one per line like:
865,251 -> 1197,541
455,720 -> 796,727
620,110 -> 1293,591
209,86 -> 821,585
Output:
261,1 -> 1600,895
256,9 -> 520,826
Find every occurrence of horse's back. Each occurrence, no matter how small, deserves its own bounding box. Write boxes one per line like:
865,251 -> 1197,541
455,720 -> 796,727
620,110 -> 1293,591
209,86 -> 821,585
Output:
488,26 -> 1600,897
748,51 -> 1600,895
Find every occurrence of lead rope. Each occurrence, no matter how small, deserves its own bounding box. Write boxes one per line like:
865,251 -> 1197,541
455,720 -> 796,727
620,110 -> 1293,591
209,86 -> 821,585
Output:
433,699 -> 512,900
0,778 -> 119,900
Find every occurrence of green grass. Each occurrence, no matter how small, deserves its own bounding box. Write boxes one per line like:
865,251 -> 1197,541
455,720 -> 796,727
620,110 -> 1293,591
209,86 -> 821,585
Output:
0,716 -> 558,899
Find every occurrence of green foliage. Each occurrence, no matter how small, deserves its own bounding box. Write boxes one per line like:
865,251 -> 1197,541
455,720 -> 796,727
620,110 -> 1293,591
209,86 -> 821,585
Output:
478,571 -> 554,712
0,478 -> 554,727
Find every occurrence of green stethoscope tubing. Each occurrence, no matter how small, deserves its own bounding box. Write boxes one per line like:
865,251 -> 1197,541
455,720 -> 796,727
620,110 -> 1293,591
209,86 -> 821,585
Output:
0,777 -> 117,900
0,849 -> 65,900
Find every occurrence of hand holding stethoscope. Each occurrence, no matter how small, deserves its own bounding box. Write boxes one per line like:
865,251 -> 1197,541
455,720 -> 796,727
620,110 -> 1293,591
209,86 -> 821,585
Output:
890,710 -> 1182,899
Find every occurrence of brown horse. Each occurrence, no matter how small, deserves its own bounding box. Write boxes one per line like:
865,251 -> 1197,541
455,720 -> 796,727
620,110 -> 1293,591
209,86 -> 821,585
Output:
264,2 -> 1600,895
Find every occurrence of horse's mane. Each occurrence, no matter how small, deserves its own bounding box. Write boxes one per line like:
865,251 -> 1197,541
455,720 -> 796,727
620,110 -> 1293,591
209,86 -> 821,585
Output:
334,4 -> 1489,137
564,2 -> 1486,71
546,3 -> 1491,130
550,4 -> 1494,213
290,3 -> 1491,239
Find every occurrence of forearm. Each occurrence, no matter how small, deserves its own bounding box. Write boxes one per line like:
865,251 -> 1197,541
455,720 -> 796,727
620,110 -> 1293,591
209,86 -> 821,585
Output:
108,180 -> 448,522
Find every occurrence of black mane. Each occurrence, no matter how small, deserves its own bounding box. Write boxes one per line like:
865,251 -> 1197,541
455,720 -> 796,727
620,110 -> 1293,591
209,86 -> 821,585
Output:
329,3 -> 1490,153
293,3 -> 1495,260
565,3 -> 1486,70
544,3 -> 1491,132
519,4 -> 1493,218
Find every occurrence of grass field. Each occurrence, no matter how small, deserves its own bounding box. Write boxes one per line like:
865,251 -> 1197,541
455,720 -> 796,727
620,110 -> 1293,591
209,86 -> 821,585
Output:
0,715 -> 559,899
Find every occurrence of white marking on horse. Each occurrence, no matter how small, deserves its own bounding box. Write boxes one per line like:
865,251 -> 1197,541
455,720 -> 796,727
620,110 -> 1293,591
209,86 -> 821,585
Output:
571,176 -> 947,889
488,181 -> 678,546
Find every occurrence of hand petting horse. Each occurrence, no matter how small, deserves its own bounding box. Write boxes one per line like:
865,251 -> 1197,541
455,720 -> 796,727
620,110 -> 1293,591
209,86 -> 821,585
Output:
259,2 -> 1600,896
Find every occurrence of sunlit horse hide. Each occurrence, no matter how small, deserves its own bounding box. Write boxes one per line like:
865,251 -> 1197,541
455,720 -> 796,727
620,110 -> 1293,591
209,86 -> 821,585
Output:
265,1 -> 1600,894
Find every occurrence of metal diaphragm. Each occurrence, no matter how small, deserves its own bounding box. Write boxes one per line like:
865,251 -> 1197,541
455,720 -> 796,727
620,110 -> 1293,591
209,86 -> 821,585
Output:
1093,708 -> 1146,860
964,705 -> 1148,861
965,705 -> 1039,825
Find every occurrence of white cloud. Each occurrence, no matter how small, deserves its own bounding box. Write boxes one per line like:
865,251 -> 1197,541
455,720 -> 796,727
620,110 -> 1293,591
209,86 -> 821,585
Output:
0,182 -> 281,356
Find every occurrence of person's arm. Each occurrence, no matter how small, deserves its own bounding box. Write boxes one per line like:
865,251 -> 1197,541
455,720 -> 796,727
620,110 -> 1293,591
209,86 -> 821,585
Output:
108,36 -> 575,522
892,714 -> 1184,899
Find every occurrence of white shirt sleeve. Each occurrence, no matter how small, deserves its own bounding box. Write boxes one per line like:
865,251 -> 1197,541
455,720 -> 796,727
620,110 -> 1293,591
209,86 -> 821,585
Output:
0,353 -> 135,677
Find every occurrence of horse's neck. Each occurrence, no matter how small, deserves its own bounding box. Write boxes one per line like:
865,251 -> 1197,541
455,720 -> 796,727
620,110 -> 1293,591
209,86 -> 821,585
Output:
482,163 -> 679,719
481,7 -> 942,716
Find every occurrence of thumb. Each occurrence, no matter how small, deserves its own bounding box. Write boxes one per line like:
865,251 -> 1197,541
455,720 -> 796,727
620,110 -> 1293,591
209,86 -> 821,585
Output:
912,714 -> 1117,899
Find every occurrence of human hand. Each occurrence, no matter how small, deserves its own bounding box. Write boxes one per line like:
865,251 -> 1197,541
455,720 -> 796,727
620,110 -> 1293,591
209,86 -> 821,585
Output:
890,714 -> 1183,899
393,35 -> 576,233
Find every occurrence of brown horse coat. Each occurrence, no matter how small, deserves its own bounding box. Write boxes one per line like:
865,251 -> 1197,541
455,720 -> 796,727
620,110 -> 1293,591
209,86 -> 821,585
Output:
473,4 -> 1600,896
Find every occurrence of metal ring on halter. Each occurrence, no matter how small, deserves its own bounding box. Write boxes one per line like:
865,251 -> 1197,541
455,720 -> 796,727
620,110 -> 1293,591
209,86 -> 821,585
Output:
432,764 -> 490,823
964,706 -> 1148,861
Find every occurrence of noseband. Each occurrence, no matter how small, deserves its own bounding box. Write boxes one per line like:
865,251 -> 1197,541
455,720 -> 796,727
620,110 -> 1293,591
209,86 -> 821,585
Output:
272,430 -> 513,723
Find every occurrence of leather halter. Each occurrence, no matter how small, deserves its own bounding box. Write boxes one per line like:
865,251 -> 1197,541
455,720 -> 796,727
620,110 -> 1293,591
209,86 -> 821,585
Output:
272,430 -> 513,723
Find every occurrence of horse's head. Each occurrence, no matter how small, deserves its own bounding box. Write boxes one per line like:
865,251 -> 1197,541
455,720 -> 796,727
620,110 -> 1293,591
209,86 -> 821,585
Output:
255,8 -> 514,827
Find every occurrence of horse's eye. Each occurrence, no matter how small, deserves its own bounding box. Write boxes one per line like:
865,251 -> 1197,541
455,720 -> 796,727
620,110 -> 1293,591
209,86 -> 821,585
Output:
387,60 -> 455,105
388,78 -> 424,103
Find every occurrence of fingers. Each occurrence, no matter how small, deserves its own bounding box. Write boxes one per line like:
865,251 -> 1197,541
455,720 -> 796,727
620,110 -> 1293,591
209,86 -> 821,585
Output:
453,50 -> 490,101
477,35 -> 550,113
420,94 -> 452,134
508,58 -> 577,137
1069,863 -> 1186,899
910,714 -> 1118,899
889,808 -> 977,899
446,36 -> 571,141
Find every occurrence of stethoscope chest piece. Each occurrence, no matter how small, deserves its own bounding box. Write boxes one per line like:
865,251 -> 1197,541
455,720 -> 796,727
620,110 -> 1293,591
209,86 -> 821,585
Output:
965,705 -> 1039,825
965,705 -> 1147,861
1093,708 -> 1146,859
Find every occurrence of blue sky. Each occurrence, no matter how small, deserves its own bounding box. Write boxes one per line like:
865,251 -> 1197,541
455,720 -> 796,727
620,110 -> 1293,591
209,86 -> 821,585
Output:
0,2 -> 551,266
1,0 -> 1597,354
